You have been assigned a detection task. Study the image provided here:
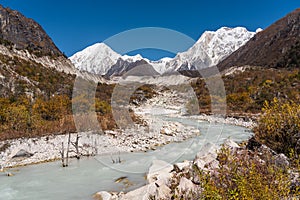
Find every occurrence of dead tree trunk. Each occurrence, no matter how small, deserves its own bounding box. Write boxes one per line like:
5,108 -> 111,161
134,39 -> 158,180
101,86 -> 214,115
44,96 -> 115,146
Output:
118,151 -> 121,163
65,132 -> 71,166
110,152 -> 122,164
60,142 -> 66,167
111,154 -> 115,164
94,139 -> 98,155
60,133 -> 71,167
71,134 -> 81,159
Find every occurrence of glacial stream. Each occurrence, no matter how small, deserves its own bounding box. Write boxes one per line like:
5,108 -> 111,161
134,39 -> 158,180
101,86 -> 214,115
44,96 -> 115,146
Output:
0,115 -> 252,200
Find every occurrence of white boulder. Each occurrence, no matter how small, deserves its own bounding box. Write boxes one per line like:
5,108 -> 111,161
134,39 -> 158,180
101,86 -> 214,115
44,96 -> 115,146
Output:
223,138 -> 240,149
174,160 -> 191,172
93,191 -> 112,200
147,160 -> 173,184
177,177 -> 196,194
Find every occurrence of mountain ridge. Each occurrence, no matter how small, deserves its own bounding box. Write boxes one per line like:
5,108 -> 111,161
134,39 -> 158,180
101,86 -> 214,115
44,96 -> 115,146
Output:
218,8 -> 300,70
70,27 -> 258,77
0,5 -> 63,57
0,5 -> 106,99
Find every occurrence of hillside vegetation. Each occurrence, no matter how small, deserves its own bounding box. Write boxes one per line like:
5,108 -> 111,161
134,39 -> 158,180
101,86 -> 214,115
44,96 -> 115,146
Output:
192,68 -> 300,116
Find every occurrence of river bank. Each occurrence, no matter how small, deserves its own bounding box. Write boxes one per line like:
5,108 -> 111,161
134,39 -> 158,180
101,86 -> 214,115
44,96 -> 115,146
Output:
0,91 -> 255,168
0,121 -> 252,200
0,90 -> 256,169
0,90 -> 256,200
0,119 -> 200,169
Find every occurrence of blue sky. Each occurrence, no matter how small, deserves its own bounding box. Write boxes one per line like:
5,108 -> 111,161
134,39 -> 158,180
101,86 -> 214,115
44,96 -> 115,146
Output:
1,0 -> 299,60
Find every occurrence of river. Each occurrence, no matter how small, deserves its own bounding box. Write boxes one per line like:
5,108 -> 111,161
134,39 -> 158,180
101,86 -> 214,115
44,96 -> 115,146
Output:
0,115 -> 252,200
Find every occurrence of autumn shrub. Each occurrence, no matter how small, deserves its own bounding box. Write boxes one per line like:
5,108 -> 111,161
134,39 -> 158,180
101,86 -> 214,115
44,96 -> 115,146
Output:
190,68 -> 300,115
227,92 -> 253,111
255,98 -> 300,159
197,147 -> 293,199
95,99 -> 111,115
33,95 -> 71,121
5,104 -> 30,131
0,98 -> 10,123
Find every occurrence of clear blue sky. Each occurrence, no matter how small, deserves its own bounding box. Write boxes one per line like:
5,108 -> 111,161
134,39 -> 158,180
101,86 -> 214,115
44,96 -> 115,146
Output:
1,0 -> 299,60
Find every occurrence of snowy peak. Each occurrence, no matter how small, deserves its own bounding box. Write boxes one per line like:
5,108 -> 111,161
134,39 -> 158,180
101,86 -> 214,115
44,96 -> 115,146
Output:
70,43 -> 147,75
121,54 -> 144,62
201,26 -> 256,65
148,57 -> 173,74
70,26 -> 259,77
70,43 -> 121,75
218,8 -> 300,70
167,27 -> 256,72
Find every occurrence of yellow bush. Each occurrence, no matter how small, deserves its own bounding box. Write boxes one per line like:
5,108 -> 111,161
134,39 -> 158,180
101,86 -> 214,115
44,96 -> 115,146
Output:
197,147 -> 292,199
6,104 -> 30,131
255,98 -> 300,158
95,99 -> 111,115
33,95 -> 70,121
227,92 -> 253,111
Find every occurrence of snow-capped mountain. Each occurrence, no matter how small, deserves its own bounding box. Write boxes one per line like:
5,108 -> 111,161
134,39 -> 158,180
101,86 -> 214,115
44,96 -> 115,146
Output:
121,54 -> 144,62
70,43 -> 149,75
148,57 -> 173,74
70,43 -> 121,75
166,27 -> 257,72
70,27 -> 260,77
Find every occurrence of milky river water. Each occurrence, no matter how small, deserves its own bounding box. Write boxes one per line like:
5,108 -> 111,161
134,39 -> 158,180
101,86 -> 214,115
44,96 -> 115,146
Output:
0,116 -> 252,200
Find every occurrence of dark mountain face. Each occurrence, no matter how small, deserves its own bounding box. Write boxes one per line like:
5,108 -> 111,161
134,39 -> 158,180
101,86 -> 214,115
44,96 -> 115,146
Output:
0,4 -> 76,98
105,58 -> 150,77
218,8 -> 300,71
0,5 -> 63,57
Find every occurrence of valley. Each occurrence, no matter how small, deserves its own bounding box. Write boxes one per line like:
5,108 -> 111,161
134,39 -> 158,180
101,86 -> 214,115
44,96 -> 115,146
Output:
0,3 -> 299,200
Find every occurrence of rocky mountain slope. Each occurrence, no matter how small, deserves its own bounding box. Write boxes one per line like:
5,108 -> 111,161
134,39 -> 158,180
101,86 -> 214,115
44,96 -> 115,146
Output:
70,27 -> 258,77
0,5 -> 120,141
0,5 -> 62,57
0,5 -> 100,99
218,8 -> 300,70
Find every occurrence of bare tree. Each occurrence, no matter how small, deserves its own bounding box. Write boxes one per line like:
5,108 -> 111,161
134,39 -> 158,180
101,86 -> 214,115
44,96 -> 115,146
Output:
93,139 -> 98,155
111,154 -> 115,164
60,142 -> 67,167
65,132 -> 71,166
60,133 -> 72,167
118,151 -> 121,163
71,134 -> 81,159
110,152 -> 122,164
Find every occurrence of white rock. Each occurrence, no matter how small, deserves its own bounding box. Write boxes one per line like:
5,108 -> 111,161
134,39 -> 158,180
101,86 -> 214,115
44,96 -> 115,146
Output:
274,153 -> 289,168
174,160 -> 191,171
160,127 -> 173,136
194,159 -> 206,170
147,160 -> 173,184
193,143 -> 219,171
177,177 -> 196,194
196,143 -> 218,158
121,183 -> 156,200
156,183 -> 172,199
121,181 -> 171,200
223,139 -> 240,149
206,159 -> 219,170
93,191 -> 112,200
